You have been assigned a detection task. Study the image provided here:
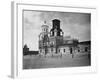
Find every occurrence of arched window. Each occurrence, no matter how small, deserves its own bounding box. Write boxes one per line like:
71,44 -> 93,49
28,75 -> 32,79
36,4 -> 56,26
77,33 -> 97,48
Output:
44,28 -> 45,32
46,29 -> 48,32
50,31 -> 53,36
51,48 -> 53,52
64,49 -> 66,52
59,49 -> 60,52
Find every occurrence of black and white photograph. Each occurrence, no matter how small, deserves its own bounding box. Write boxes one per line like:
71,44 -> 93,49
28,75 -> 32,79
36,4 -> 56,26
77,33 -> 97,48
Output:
23,10 -> 91,69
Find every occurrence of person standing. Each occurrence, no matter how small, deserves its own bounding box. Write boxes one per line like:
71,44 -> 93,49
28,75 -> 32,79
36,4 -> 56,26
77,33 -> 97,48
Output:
70,47 -> 74,58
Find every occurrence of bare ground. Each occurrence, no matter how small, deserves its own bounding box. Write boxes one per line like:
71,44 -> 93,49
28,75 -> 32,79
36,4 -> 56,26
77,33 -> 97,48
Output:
23,53 -> 91,69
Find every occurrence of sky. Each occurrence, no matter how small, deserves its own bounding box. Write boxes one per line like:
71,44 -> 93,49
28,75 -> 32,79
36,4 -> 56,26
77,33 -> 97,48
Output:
23,10 -> 91,50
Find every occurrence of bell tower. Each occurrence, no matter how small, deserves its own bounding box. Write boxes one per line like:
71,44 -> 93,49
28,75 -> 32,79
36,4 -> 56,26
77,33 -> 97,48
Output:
39,21 -> 49,55
50,19 -> 63,36
42,21 -> 49,33
49,19 -> 64,54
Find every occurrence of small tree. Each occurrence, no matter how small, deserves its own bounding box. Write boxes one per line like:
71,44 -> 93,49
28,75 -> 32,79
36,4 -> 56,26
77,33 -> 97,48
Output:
23,44 -> 29,55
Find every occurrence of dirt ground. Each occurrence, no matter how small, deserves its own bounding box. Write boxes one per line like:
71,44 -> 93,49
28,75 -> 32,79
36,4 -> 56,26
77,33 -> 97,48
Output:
23,53 -> 91,69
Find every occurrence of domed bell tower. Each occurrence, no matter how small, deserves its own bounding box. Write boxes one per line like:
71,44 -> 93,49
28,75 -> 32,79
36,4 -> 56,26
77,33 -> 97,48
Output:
42,21 -> 49,34
39,21 -> 49,55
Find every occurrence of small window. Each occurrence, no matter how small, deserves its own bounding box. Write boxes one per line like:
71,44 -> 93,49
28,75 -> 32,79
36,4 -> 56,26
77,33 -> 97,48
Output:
59,49 -> 60,52
51,42 -> 54,45
52,42 -> 54,45
64,49 -> 65,52
51,48 -> 53,52
46,29 -> 47,32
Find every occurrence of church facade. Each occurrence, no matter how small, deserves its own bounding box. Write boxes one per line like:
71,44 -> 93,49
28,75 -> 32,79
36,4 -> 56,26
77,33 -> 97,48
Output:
38,19 -> 79,56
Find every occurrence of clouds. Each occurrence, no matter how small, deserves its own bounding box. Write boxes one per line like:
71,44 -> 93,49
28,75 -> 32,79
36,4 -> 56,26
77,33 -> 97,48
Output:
24,10 -> 91,50
24,11 -> 42,30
